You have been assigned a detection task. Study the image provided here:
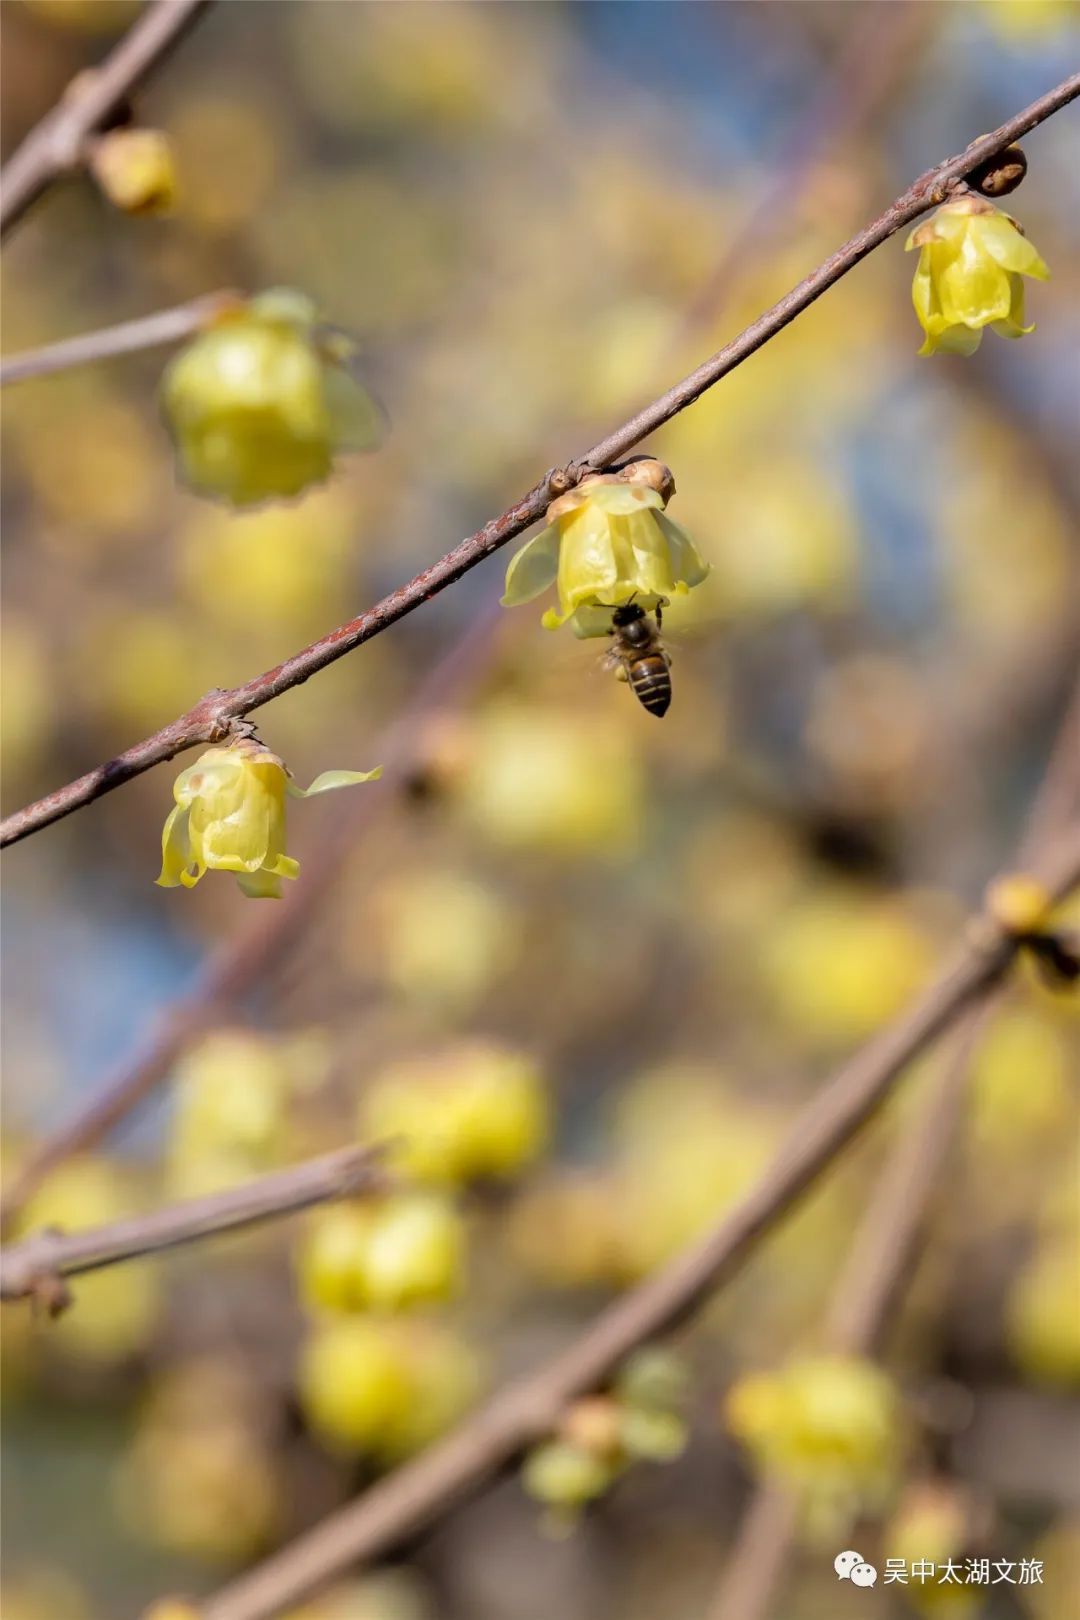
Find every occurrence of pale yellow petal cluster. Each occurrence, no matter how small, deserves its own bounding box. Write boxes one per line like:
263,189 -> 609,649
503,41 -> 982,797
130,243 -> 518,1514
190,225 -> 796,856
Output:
502,460 -> 708,637
906,198 -> 1049,356
161,288 -> 384,506
157,739 -> 380,897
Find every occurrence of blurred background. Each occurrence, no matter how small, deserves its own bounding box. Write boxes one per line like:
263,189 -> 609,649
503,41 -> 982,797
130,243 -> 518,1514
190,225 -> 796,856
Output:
1,3 -> 1078,1618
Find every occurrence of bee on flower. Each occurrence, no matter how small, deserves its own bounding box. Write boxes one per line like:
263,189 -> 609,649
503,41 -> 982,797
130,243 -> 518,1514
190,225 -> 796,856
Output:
501,458 -> 708,638
161,288 -> 385,506
157,737 -> 380,897
906,196 -> 1049,357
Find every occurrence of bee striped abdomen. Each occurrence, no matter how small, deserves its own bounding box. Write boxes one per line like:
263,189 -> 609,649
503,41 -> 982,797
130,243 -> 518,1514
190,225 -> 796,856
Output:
628,654 -> 672,717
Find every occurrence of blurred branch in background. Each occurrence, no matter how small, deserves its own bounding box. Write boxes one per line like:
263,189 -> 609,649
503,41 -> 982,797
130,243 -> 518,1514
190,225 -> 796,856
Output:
680,0 -> 929,335
2,72 -> 1077,850
194,816 -> 1080,1620
0,0 -> 210,238
0,290 -> 238,386
0,1141 -> 386,1304
706,1015 -> 990,1620
709,679 -> 1080,1620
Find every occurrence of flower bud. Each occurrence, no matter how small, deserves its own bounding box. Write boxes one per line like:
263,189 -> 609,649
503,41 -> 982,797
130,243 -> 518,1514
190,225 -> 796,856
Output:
522,1440 -> 616,1510
89,128 -> 177,214
967,143 -> 1027,199
559,1396 -> 625,1462
986,873 -> 1053,936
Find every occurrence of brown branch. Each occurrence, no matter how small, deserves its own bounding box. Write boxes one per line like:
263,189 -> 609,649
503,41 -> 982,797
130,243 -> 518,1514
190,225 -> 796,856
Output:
0,290 -> 239,386
192,823 -> 1080,1620
3,73 -> 1077,851
707,679 -> 1080,1620
0,0 -> 211,239
707,1011 -> 992,1620
0,1143 -> 386,1303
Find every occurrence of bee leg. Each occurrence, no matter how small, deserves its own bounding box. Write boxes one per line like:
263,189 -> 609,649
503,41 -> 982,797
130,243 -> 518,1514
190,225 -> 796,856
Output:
614,665 -> 629,682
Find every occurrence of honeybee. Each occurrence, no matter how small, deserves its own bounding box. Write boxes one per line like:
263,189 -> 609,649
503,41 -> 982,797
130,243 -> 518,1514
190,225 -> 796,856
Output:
604,602 -> 672,717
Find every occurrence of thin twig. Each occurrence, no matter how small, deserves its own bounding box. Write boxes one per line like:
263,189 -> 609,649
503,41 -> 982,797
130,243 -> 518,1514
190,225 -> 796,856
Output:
0,291 -> 239,386
3,74 -> 1077,850
0,0 -> 211,239
192,824 -> 1080,1620
0,1143 -> 386,1302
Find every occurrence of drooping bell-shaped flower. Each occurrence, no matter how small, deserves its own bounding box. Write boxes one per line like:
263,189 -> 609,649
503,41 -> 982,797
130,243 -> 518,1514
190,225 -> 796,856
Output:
161,288 -> 384,506
157,738 -> 380,897
502,459 -> 708,637
906,197 -> 1049,357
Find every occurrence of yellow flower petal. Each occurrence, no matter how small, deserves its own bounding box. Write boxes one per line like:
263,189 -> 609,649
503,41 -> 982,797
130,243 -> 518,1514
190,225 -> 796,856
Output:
156,804 -> 193,888
501,525 -> 562,606
289,766 -> 383,797
972,213 -> 1049,279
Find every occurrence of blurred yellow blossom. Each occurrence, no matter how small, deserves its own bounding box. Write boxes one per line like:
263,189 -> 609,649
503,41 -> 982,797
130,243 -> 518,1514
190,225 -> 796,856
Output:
360,1042 -> 550,1186
503,461 -> 707,636
157,738 -> 380,897
0,617 -> 52,781
884,1483 -> 981,1617
167,1028 -> 300,1197
725,1354 -> 902,1535
20,1158 -> 160,1362
169,95 -> 279,233
297,1193 -> 465,1313
364,867 -> 520,1012
299,1317 -> 481,1460
177,487 -> 357,630
760,886 -> 934,1047
906,198 -> 1049,357
970,1006 -> 1072,1155
161,288 -> 383,505
460,705 -> 643,855
117,1359 -> 279,1561
89,129 -> 177,215
1007,1236 -> 1080,1388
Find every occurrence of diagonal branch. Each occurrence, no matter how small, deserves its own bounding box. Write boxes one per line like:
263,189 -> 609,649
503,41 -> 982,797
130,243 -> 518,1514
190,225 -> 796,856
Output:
706,677 -> 1080,1620
193,822 -> 1080,1620
707,1009 -> 995,1620
0,0 -> 211,239
3,73 -> 1077,851
0,1142 -> 386,1303
0,290 -> 238,386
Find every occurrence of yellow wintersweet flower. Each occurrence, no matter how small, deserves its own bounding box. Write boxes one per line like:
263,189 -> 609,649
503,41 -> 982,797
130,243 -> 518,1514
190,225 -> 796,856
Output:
906,197 -> 1049,357
157,739 -> 380,897
161,288 -> 384,506
502,459 -> 708,637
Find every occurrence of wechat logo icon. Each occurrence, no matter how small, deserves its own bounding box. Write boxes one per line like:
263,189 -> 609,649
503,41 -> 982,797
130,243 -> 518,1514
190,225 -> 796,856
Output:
835,1550 -> 878,1587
